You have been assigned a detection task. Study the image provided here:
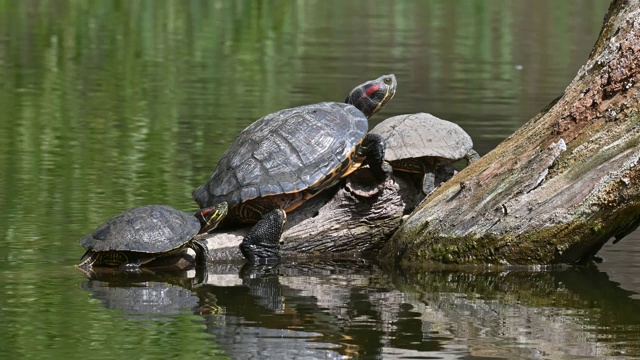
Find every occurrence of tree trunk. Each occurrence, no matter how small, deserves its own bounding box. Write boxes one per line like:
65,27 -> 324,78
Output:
380,0 -> 640,266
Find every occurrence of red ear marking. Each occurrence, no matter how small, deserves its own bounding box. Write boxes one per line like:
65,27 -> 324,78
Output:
359,84 -> 380,101
365,84 -> 380,97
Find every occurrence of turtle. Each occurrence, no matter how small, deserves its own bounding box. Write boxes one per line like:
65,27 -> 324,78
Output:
369,112 -> 479,195
76,203 -> 228,271
192,74 -> 398,263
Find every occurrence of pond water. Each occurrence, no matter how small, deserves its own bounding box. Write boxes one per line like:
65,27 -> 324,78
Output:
1,1 -> 639,359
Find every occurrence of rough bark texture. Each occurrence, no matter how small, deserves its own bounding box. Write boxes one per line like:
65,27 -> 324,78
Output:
381,0 -> 640,266
199,169 -> 422,264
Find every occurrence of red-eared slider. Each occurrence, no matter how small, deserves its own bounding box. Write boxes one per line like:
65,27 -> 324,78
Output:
193,74 -> 397,263
76,203 -> 227,271
369,112 -> 479,195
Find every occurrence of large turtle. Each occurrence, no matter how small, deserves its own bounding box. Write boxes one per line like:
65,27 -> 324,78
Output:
369,112 -> 479,195
76,203 -> 228,271
193,74 -> 397,263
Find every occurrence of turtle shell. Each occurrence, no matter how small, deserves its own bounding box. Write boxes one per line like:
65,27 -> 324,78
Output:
193,102 -> 368,209
80,205 -> 200,253
369,113 -> 473,162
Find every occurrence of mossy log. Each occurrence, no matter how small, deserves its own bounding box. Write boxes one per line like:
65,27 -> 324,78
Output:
380,0 -> 640,266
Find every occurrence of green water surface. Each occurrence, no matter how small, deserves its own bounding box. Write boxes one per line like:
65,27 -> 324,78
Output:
4,1 -> 640,359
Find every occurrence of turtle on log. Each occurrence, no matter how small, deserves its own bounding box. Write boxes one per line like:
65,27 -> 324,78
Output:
77,203 -> 227,271
369,112 -> 478,195
193,75 -> 397,264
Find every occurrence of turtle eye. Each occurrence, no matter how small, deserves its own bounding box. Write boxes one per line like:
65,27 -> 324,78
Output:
383,77 -> 392,85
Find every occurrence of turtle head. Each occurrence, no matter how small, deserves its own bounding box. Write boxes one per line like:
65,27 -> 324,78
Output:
345,74 -> 397,119
195,202 -> 228,234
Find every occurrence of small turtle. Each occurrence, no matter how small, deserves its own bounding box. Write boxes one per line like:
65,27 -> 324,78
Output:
369,112 -> 479,195
193,75 -> 397,263
76,203 -> 228,271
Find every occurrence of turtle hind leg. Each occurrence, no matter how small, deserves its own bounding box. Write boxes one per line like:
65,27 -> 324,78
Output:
240,208 -> 285,264
360,133 -> 393,181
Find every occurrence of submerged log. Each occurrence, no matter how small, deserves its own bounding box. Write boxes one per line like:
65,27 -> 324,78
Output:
380,0 -> 640,266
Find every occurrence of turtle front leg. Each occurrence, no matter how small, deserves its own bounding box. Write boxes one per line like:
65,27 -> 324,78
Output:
76,250 -> 96,271
360,133 -> 393,180
465,149 -> 480,165
240,208 -> 286,264
191,239 -> 211,267
419,161 -> 436,195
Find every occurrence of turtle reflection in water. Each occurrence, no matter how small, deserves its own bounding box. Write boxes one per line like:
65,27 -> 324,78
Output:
76,203 -> 228,271
369,112 -> 479,195
193,74 -> 397,264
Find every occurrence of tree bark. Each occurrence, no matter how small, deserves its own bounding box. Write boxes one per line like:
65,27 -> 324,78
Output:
380,0 -> 640,266
200,169 -> 422,263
